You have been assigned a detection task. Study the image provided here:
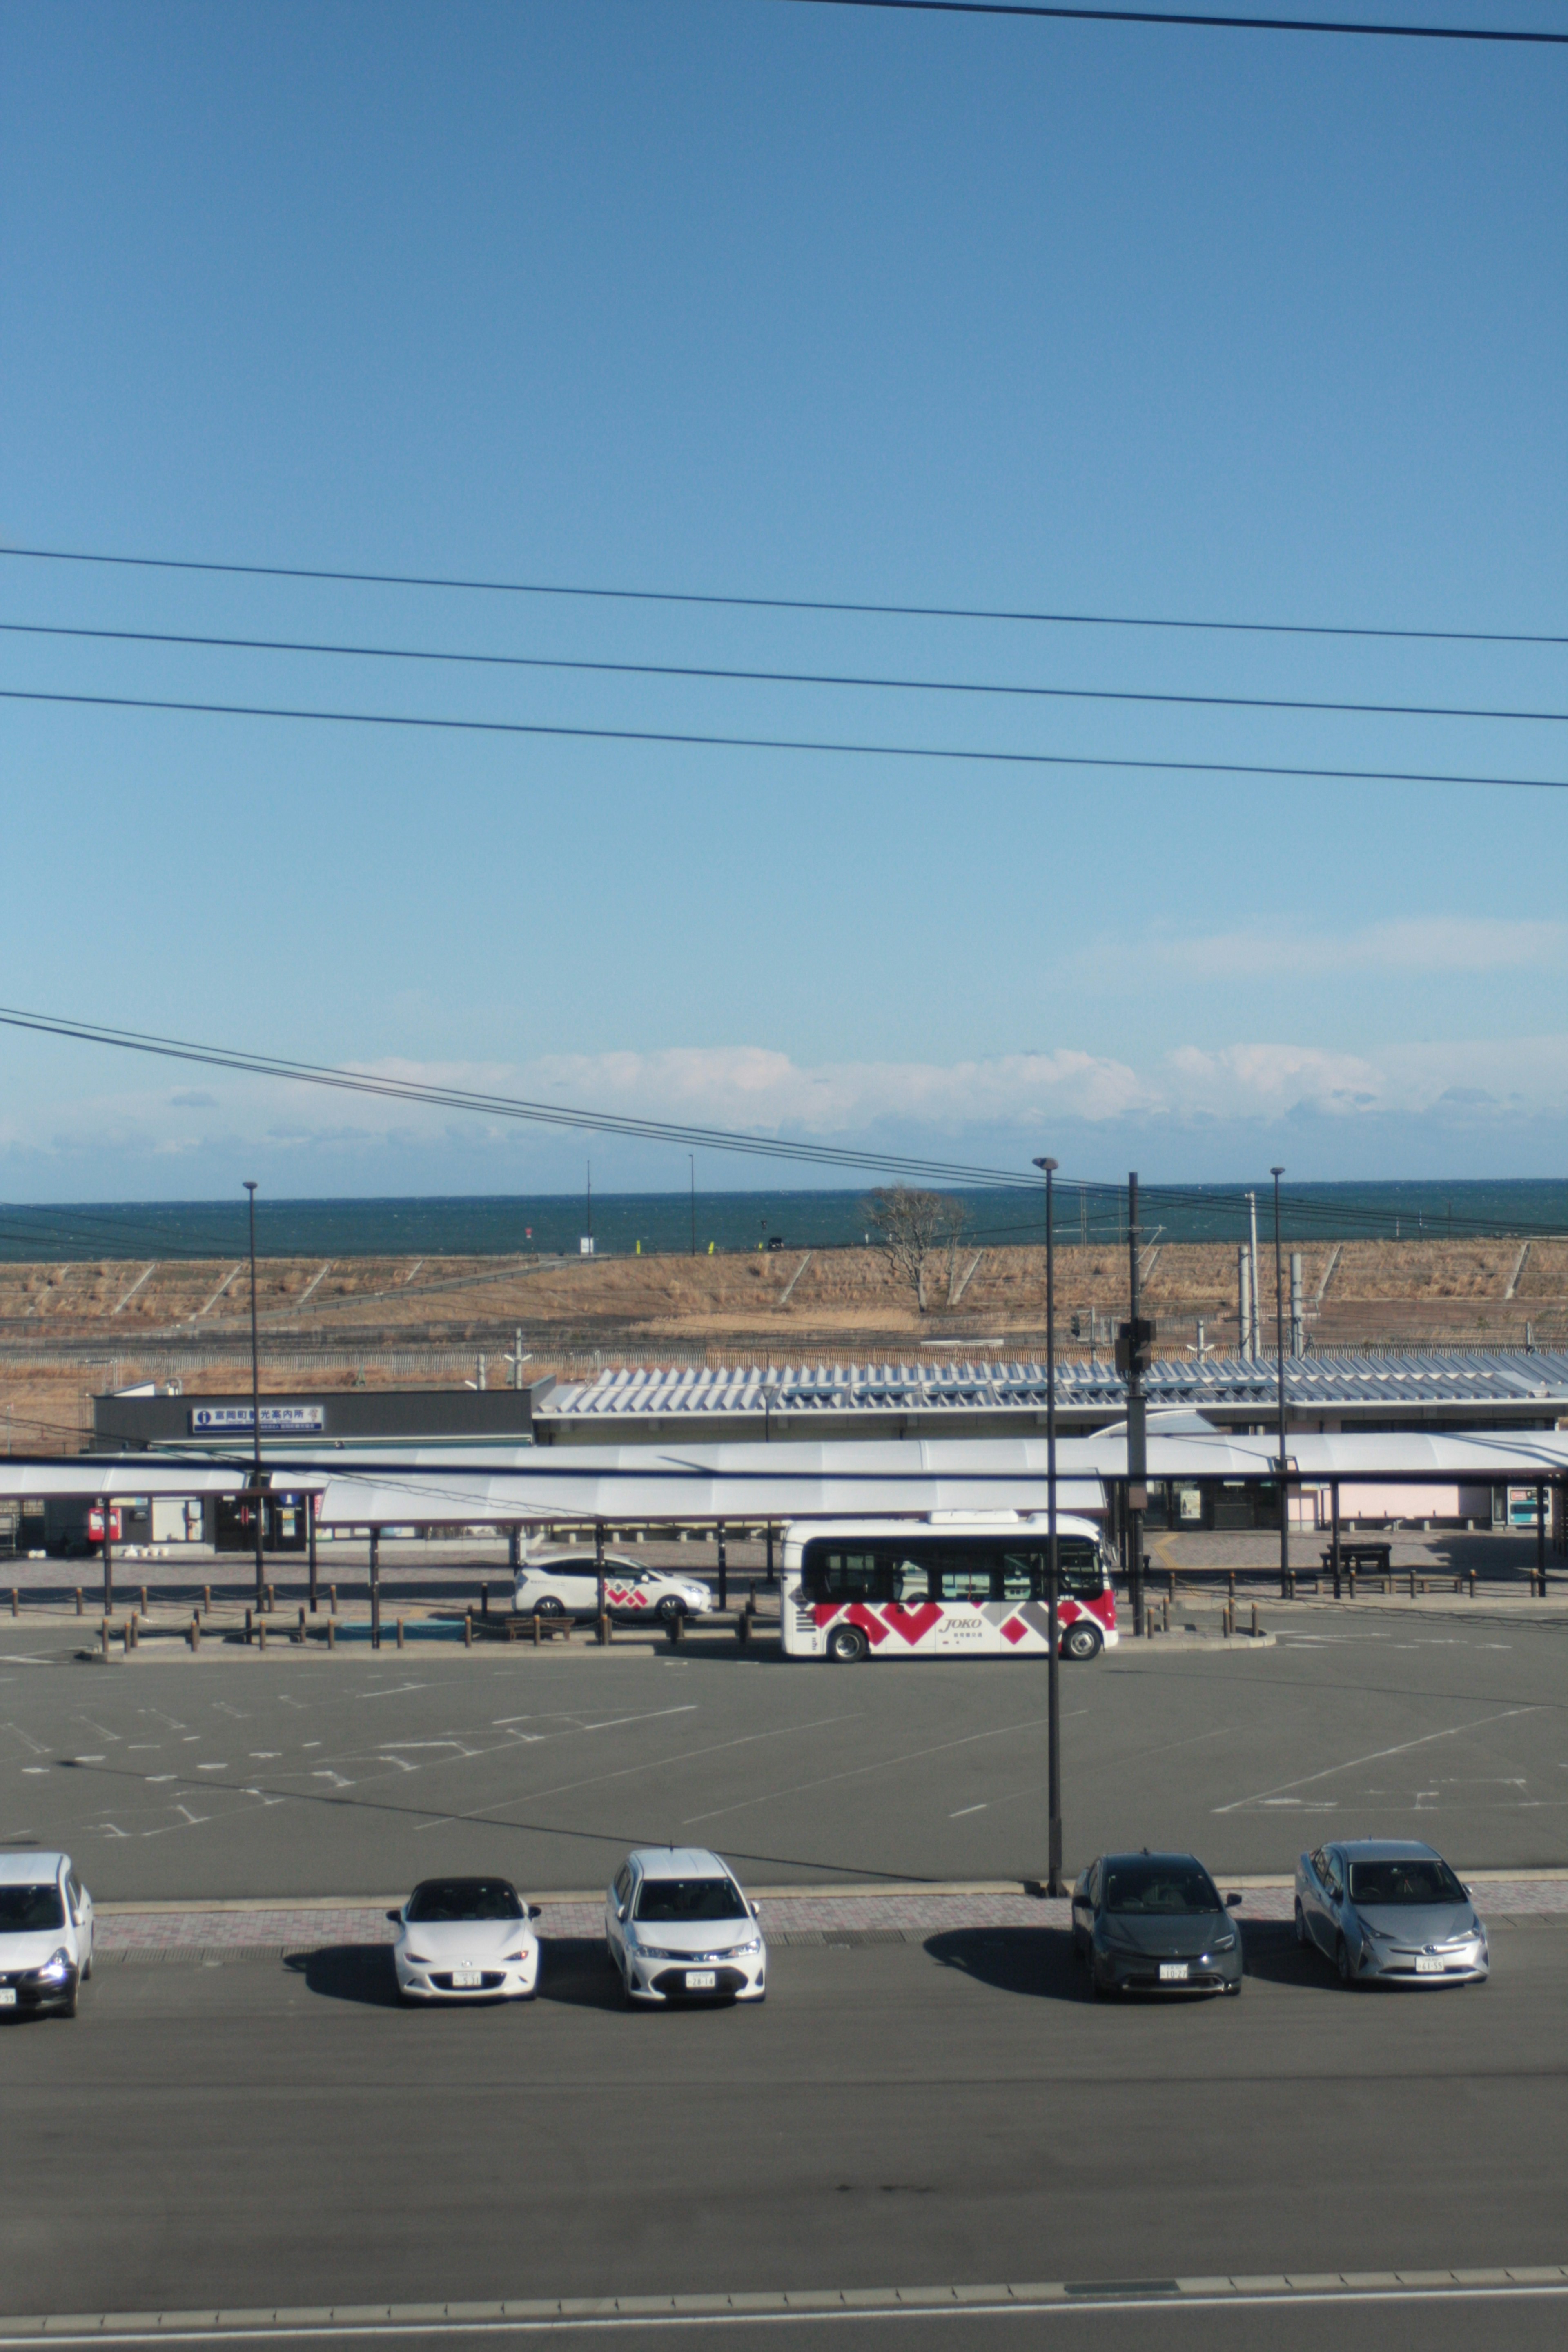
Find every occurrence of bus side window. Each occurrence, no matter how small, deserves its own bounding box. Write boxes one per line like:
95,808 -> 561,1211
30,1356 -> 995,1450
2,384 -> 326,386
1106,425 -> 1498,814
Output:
1059,1538 -> 1103,1597
938,1564 -> 992,1603
1000,1552 -> 1036,1603
890,1556 -> 930,1604
806,1548 -> 884,1603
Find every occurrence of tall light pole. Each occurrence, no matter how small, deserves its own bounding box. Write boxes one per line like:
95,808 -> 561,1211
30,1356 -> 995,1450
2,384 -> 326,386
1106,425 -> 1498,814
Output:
1271,1166 -> 1289,1596
244,1181 -> 264,1610
689,1155 -> 696,1257
1032,1154 -> 1063,1897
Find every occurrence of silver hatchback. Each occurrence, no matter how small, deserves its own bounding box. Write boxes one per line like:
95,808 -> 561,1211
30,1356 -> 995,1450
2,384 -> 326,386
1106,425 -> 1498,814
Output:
1295,1839 -> 1488,1987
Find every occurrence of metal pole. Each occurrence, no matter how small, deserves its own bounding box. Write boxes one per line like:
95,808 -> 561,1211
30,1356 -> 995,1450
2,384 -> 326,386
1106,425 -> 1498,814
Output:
1331,1480 -> 1341,1600
1272,1167 -> 1289,1598
717,1519 -> 728,1612
307,1494 -> 318,1614
690,1155 -> 696,1257
1126,1171 -> 1146,1639
595,1519 -> 606,1637
1537,1483 -> 1547,1595
244,1181 -> 264,1610
101,1501 -> 114,1617
369,1527 -> 381,1649
1033,1155 -> 1062,1897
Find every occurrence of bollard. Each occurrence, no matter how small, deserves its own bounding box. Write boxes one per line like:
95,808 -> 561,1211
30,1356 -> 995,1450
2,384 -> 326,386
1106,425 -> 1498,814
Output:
297,1604 -> 306,1643
530,1610 -> 541,1647
481,1581 -> 488,1619
597,1610 -> 610,1646
125,1618 -> 134,1653
266,1583 -> 274,1616
203,1584 -> 211,1616
1348,1567 -> 1357,1600
464,1611 -> 473,1649
1162,1596 -> 1170,1634
188,1614 -> 200,1651
1250,1601 -> 1258,1640
327,1617 -> 336,1651
737,1611 -> 750,1647
140,1584 -> 148,1615
76,1587 -> 83,1617
245,1606 -> 253,1644
330,1584 -> 338,1617
1409,1569 -> 1417,1599
1168,1567 -> 1176,1603
1287,1568 -> 1296,1601
1227,1570 -> 1236,1602
669,1608 -> 683,1644
397,1617 -> 405,1651
101,1620 -> 110,1661
258,1617 -> 266,1652
9,1588 -> 16,1617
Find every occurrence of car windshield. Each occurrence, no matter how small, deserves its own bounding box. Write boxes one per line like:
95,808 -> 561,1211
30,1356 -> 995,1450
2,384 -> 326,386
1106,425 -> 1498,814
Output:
0,1885 -> 65,1932
1103,1861 -> 1219,1916
635,1876 -> 747,1923
406,1878 -> 523,1923
1348,1858 -> 1465,1906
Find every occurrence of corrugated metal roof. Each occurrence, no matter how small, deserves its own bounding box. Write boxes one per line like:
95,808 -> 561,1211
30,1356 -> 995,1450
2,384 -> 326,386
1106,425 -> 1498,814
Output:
541,1350 -> 1568,1419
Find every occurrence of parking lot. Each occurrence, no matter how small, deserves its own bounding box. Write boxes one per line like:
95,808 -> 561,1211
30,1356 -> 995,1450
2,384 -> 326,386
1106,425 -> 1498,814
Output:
0,1918 -> 1564,2334
1,1601 -> 1565,1897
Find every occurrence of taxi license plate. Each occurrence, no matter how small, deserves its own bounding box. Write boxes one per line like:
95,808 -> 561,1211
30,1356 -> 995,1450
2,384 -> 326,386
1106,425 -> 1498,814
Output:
685,1970 -> 717,1990
1159,1963 -> 1189,1981
1414,1957 -> 1445,1975
0,1988 -> 15,2006
450,1969 -> 483,1988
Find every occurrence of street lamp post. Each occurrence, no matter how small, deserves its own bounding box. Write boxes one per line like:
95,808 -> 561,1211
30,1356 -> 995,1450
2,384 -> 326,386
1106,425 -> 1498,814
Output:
1271,1166 -> 1289,1596
690,1155 -> 696,1257
1032,1155 -> 1063,1897
244,1182 -> 264,1612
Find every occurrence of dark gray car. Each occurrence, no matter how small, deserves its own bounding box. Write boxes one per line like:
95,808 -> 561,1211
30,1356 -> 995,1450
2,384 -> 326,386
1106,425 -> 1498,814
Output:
1071,1852 -> 1244,1998
1295,1839 -> 1488,1987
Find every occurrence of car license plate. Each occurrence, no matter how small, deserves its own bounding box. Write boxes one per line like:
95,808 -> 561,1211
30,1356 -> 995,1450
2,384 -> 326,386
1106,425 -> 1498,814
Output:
0,1988 -> 15,2006
1159,1963 -> 1189,1981
685,1969 -> 717,1990
450,1969 -> 483,1987
1414,1957 -> 1445,1974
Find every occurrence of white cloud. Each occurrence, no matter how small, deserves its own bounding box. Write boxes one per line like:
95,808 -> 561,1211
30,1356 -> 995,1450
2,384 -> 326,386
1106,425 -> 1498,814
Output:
1160,917 -> 1568,980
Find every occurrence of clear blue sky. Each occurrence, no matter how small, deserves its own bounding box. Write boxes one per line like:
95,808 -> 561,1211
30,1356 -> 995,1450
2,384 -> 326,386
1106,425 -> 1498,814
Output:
3,0 -> 1565,1198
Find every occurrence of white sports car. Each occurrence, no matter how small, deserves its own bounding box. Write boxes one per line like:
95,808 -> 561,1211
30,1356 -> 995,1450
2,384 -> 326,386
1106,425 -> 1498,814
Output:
389,1876 -> 540,2002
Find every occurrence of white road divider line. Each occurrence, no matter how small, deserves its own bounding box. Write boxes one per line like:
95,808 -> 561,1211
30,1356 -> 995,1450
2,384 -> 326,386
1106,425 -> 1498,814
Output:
1,2270 -> 1566,2342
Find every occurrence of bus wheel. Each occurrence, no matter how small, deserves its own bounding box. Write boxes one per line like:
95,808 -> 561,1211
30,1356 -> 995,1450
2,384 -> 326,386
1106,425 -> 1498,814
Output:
1062,1620 -> 1103,1663
826,1623 -> 869,1664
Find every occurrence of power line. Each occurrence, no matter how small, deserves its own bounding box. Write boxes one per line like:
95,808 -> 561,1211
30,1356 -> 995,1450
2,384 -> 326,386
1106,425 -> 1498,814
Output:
6,619 -> 1562,725
3,544 -> 1561,648
3,687 -> 1558,792
782,0 -> 1568,43
0,1007 -> 1040,1189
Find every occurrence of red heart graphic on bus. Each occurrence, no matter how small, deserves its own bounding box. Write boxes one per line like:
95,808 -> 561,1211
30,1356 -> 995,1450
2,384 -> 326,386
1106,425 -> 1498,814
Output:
1000,1616 -> 1028,1646
884,1603 -> 942,1645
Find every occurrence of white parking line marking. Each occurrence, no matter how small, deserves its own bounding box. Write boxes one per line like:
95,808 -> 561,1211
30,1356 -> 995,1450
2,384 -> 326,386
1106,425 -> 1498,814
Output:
950,1804 -> 988,1818
578,1705 -> 699,1734
1213,1706 -> 1540,1813
684,1719 -> 1048,1829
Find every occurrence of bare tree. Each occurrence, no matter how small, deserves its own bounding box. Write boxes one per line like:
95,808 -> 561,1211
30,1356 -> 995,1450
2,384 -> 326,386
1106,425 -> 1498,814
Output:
863,1188 -> 968,1314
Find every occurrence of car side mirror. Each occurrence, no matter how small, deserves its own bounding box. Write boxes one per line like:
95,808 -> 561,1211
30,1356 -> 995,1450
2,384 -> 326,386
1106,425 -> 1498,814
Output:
385,1909 -> 403,1924
1226,1892 -> 1243,1909
616,1904 -> 627,1922
527,1904 -> 539,1920
751,1900 -> 761,1918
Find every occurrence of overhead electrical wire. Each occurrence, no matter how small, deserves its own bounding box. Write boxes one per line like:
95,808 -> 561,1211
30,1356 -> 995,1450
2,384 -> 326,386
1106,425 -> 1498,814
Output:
3,544 -> 1561,647
780,0 -> 1568,43
2,688 -> 1557,792
4,619 -> 1561,726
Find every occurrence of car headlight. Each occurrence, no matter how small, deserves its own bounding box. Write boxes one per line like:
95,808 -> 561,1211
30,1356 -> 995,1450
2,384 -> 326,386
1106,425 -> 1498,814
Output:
30,1948 -> 72,1981
501,1951 -> 526,1963
403,1952 -> 432,1967
1212,1931 -> 1237,1953
732,1936 -> 762,1956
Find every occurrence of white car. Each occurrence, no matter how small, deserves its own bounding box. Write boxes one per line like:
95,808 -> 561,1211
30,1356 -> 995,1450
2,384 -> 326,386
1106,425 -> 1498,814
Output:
388,1876 -> 540,2003
0,1851 -> 95,2019
606,1846 -> 767,2005
512,1550 -> 713,1627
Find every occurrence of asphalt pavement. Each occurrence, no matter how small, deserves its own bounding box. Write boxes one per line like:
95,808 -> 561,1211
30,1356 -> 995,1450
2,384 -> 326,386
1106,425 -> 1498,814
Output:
0,1922 -> 1563,2333
1,1604 -> 1565,1897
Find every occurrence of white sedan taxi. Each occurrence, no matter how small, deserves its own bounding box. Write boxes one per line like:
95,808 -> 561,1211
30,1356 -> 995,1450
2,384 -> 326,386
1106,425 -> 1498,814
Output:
606,1846 -> 767,2005
0,1851 -> 95,2019
389,1876 -> 540,2002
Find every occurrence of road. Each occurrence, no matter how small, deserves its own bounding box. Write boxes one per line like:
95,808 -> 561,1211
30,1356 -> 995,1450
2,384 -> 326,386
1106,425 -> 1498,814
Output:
0,1921 -> 1564,2345
2,1605 -> 1565,1897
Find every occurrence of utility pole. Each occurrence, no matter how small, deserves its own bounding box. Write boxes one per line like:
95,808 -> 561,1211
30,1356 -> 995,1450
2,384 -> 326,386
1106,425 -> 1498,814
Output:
690,1155 -> 696,1257
1033,1156 -> 1062,1896
1120,1172 -> 1149,1639
1272,1166 -> 1290,1597
244,1181 -> 264,1611
1247,1190 -> 1261,1358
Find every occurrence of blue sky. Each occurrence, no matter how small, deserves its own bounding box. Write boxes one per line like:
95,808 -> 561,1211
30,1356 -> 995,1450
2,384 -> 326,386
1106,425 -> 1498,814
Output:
2,0 -> 1565,1198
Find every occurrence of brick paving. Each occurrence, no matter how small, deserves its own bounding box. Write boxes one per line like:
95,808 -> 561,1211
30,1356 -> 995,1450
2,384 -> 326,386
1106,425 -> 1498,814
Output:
91,1876 -> 1568,1956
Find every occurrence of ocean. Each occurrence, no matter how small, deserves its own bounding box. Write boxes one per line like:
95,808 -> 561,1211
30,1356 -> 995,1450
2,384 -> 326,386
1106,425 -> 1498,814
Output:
0,1180 -> 1565,1263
